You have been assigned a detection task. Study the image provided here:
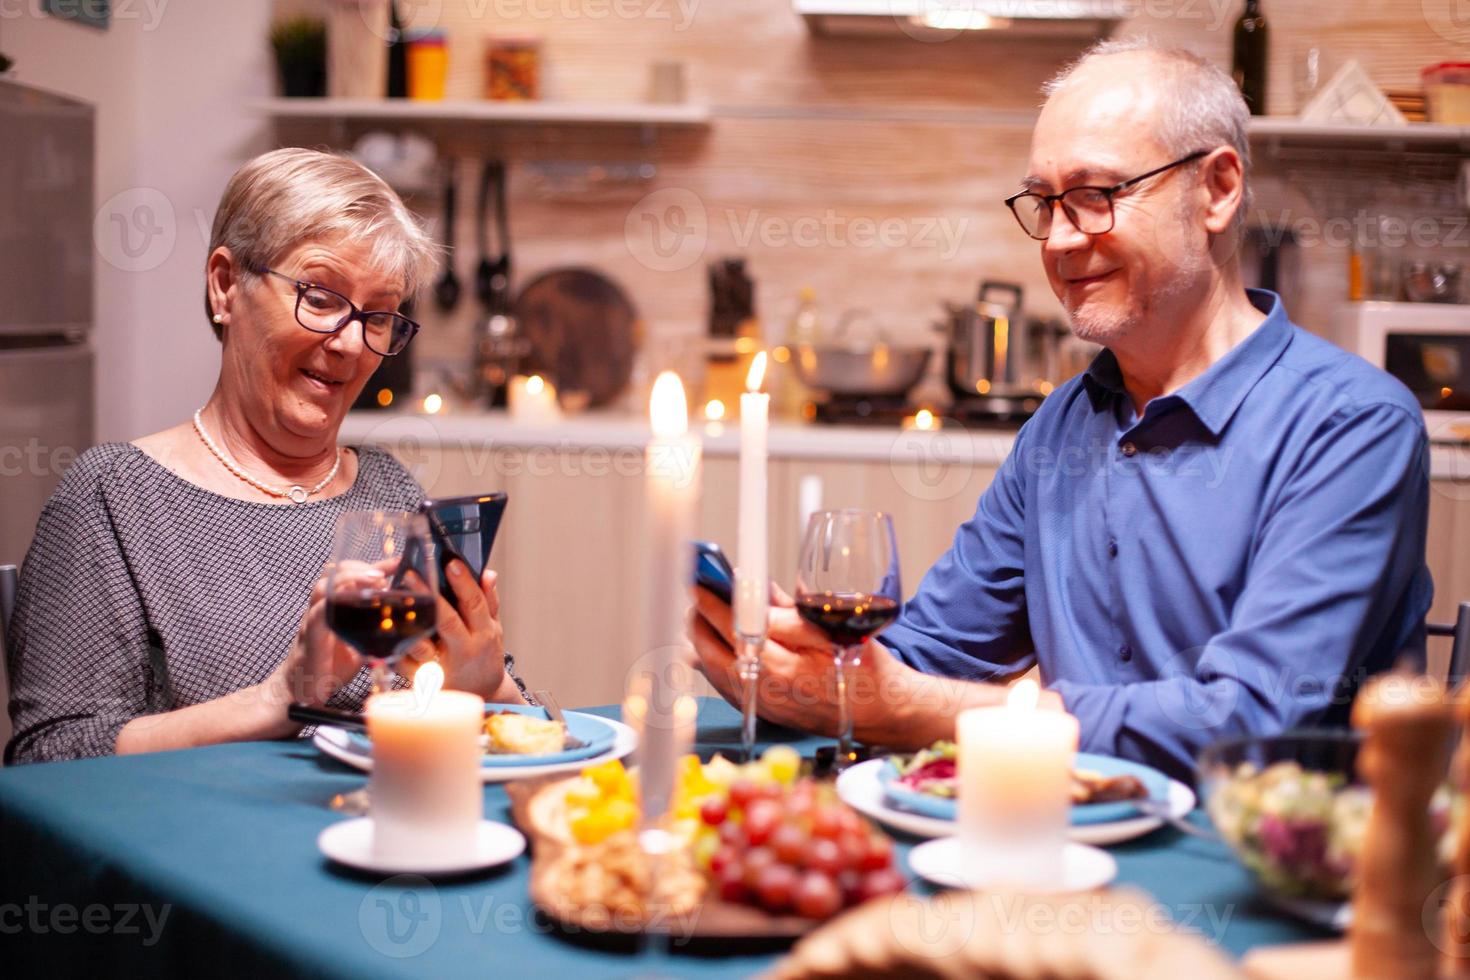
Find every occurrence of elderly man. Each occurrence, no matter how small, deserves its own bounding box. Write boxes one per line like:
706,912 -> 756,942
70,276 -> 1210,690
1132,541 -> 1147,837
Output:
690,39 -> 1431,780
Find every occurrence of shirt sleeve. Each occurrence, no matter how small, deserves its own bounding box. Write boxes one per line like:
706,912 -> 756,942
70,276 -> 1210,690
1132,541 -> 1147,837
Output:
6,453 -> 157,764
1049,402 -> 1432,781
879,422 -> 1036,679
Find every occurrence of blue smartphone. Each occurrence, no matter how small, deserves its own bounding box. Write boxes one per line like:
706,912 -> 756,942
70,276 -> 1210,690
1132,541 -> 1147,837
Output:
421,493 -> 509,609
693,540 -> 734,605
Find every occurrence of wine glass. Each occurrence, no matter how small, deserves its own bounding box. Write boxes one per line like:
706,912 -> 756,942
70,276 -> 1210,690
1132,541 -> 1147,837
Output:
795,510 -> 901,772
325,510 -> 440,695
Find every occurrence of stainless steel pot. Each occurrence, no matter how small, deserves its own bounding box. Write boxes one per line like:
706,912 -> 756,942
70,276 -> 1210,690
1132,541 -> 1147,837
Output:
942,280 -> 1059,399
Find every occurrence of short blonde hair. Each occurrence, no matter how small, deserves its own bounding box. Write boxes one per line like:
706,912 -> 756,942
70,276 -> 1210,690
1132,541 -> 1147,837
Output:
204,148 -> 440,338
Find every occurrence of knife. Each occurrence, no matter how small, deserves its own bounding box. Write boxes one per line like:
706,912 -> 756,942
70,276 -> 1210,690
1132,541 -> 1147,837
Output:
289,702 -> 366,732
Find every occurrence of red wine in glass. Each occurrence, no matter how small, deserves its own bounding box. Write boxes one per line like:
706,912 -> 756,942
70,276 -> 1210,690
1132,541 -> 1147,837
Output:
795,510 -> 901,772
326,587 -> 438,664
796,592 -> 900,647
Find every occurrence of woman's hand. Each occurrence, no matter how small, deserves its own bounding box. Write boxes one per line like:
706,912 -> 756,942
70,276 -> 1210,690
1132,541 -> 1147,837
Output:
268,575 -> 362,710
402,561 -> 517,702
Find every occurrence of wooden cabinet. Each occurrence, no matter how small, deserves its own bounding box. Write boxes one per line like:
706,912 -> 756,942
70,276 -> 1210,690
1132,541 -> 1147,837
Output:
374,439 -> 1470,706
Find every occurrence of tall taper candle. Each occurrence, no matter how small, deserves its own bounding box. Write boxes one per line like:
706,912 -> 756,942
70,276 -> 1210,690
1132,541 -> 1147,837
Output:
735,351 -> 770,638
639,371 -> 701,838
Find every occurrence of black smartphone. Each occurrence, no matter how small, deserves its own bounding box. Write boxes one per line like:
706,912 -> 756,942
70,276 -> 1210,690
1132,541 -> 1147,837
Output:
692,540 -> 734,605
421,492 -> 509,609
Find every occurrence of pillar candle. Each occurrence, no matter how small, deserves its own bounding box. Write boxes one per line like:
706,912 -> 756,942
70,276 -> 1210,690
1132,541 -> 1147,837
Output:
366,663 -> 485,863
956,679 -> 1079,888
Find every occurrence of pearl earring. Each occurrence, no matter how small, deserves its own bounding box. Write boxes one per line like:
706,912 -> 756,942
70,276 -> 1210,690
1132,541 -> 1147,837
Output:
212,313 -> 224,324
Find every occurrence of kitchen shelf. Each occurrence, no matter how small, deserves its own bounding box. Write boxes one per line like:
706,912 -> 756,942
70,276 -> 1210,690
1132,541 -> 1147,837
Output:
251,98 -> 711,128
1247,117 -> 1470,151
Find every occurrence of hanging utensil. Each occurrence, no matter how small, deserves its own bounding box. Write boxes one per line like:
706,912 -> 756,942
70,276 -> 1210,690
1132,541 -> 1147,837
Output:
475,159 -> 513,314
432,162 -> 460,312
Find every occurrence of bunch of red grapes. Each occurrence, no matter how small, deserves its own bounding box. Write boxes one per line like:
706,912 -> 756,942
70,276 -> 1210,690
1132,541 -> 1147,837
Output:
699,777 -> 906,919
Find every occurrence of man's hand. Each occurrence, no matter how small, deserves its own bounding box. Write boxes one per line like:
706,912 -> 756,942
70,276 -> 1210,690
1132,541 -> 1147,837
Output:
689,583 -> 952,748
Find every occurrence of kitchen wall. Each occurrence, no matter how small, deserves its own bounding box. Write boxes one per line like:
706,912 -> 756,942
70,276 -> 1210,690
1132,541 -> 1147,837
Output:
271,0 -> 1470,391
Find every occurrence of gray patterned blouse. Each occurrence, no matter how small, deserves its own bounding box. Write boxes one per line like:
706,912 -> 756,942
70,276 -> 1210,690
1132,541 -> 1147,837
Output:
5,443 -> 524,764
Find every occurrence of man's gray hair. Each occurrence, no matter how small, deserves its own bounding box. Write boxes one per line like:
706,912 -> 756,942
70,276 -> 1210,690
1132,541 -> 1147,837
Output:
1042,37 -> 1253,232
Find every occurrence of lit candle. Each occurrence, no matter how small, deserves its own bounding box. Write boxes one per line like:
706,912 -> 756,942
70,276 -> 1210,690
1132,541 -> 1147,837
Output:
365,661 -> 485,863
956,679 -> 1079,887
735,351 -> 769,639
508,374 -> 561,424
639,371 -> 701,839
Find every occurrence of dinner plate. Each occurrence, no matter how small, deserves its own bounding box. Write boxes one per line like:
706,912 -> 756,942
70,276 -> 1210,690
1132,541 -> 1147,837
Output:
879,752 -> 1172,826
313,710 -> 637,784
319,817 -> 526,876
837,759 -> 1197,846
907,837 -> 1118,894
346,704 -> 618,768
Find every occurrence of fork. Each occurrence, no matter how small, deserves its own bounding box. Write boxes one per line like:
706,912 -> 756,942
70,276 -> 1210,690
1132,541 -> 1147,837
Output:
534,689 -> 590,750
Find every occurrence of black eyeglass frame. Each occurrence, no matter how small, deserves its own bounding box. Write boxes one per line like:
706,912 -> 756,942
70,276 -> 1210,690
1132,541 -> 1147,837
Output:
254,265 -> 420,357
1003,149 -> 1213,241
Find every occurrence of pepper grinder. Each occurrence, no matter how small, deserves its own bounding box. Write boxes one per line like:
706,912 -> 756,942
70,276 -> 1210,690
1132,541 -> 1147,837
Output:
1351,671 -> 1454,980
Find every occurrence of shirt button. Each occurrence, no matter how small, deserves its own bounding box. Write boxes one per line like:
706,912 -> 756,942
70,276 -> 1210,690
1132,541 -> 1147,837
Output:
1119,644 -> 1133,662
1121,442 -> 1137,457
1107,539 -> 1118,558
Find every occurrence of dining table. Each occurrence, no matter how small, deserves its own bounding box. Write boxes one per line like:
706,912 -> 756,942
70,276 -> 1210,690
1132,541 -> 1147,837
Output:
0,697 -> 1329,978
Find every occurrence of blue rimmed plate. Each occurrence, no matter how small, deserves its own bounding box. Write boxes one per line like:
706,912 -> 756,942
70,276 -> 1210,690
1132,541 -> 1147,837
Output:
342,703 -> 619,768
879,752 -> 1172,826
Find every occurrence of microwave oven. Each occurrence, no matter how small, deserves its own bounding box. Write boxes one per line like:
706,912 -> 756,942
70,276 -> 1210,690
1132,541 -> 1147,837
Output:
1334,301 -> 1470,438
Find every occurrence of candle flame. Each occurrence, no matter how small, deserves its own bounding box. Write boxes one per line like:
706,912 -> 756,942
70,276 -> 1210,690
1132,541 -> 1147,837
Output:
704,398 -> 726,422
745,351 -> 768,392
649,371 -> 689,439
416,660 -> 445,703
526,374 -> 546,395
1007,677 -> 1039,711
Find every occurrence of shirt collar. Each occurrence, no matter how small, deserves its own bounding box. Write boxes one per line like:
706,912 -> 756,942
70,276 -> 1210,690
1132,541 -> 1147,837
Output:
1080,289 -> 1293,436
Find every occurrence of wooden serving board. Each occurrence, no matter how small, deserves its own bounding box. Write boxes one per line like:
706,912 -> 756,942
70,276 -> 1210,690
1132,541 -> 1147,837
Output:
506,776 -> 817,940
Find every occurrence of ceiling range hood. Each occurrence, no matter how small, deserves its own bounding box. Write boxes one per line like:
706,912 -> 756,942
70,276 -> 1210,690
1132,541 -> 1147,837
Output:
795,0 -> 1129,40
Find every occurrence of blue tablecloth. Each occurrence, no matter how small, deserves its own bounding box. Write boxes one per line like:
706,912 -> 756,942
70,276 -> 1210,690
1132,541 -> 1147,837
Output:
0,698 -> 1327,977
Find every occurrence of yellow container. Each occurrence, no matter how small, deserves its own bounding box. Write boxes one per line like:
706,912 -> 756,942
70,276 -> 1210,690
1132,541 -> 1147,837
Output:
406,32 -> 448,101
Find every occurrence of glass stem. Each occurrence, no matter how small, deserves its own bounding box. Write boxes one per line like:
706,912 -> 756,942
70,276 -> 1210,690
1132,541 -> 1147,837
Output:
834,644 -> 856,770
370,659 -> 392,695
737,635 -> 764,764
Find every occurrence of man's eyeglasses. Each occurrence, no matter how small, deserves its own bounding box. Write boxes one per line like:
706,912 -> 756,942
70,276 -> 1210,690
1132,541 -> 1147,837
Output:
255,266 -> 420,357
1003,149 -> 1212,241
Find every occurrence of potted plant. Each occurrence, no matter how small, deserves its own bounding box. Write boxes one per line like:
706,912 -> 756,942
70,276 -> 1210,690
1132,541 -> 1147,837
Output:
269,17 -> 327,98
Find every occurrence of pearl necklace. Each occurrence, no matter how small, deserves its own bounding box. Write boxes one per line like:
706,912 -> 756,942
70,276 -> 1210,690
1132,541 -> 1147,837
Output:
192,409 -> 341,504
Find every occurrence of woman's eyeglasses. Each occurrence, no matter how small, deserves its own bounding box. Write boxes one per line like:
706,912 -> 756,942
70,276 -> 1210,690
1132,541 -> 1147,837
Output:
255,266 -> 420,357
1003,149 -> 1212,241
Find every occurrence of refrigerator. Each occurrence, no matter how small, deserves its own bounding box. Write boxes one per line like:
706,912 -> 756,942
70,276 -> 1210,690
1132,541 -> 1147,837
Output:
0,81 -> 95,569
1,81 -> 95,755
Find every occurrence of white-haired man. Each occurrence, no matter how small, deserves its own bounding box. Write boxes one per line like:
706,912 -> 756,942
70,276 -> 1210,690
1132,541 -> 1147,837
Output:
691,40 -> 1431,780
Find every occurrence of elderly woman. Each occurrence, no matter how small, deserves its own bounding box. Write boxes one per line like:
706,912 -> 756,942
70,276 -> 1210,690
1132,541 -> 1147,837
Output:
6,148 -> 527,765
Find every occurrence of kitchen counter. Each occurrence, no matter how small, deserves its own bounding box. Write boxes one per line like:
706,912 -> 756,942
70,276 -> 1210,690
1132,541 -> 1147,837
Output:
341,409 -> 1470,480
339,409 -> 1024,465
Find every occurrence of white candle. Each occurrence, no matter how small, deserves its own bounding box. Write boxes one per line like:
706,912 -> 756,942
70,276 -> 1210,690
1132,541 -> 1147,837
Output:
956,679 -> 1079,887
735,351 -> 769,638
639,371 -> 701,836
508,374 -> 561,424
365,662 -> 485,863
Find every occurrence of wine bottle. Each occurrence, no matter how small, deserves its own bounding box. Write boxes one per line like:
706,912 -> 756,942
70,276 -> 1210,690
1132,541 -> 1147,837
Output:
1232,0 -> 1268,115
386,1 -> 408,99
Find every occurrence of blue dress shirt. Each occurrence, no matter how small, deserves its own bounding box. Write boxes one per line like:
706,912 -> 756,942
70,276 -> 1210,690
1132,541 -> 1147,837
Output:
881,290 -> 1433,780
